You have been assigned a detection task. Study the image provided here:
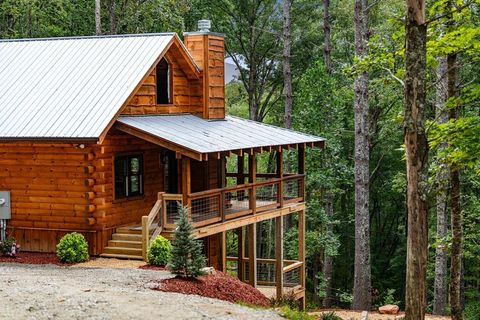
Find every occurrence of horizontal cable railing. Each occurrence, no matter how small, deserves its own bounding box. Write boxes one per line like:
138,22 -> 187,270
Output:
156,175 -> 304,230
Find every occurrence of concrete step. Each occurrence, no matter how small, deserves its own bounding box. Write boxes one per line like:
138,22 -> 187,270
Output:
103,246 -> 142,256
112,233 -> 142,241
107,240 -> 142,249
99,253 -> 143,260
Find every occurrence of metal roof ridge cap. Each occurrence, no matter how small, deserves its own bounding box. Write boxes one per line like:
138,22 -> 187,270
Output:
225,115 -> 326,140
0,33 -> 176,43
118,113 -> 194,118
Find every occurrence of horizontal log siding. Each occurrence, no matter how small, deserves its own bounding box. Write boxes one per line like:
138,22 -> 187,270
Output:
91,129 -> 164,252
121,50 -> 203,116
0,143 -> 95,253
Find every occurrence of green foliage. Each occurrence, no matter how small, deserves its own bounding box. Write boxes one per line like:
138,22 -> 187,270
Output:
280,306 -> 316,320
56,232 -> 89,263
147,235 -> 172,266
0,237 -> 16,255
381,289 -> 401,306
169,205 -> 206,277
465,301 -> 480,320
319,312 -> 342,320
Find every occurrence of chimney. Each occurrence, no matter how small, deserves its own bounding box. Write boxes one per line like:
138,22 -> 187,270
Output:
184,20 -> 225,120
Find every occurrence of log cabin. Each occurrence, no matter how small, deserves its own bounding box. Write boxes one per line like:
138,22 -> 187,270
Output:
0,21 -> 324,307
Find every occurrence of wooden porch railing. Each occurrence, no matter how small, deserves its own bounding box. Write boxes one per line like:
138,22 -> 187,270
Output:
141,192 -> 183,259
186,174 -> 305,228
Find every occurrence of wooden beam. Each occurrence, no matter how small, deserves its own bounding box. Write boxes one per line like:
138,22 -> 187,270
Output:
237,227 -> 244,281
276,150 -> 284,208
221,231 -> 227,273
276,216 -> 284,299
298,209 -> 306,310
193,202 -> 306,238
248,223 -> 257,287
298,145 -> 305,174
248,153 -> 257,215
182,157 -> 191,210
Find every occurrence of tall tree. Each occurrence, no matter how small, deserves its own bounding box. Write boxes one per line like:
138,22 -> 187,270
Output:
403,0 -> 428,318
447,51 -> 462,320
323,0 -> 332,74
432,57 -> 449,316
95,0 -> 102,35
214,0 -> 282,122
283,0 -> 293,129
352,0 -> 371,311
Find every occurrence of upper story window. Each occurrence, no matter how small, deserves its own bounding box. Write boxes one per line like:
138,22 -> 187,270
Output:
156,58 -> 171,104
114,154 -> 144,199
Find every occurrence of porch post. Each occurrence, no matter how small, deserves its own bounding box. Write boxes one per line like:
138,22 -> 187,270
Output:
181,157 -> 191,215
247,223 -> 257,287
275,215 -> 284,299
237,227 -> 245,281
248,153 -> 257,215
298,209 -> 306,310
298,145 -> 305,174
220,231 -> 227,273
276,149 -> 284,207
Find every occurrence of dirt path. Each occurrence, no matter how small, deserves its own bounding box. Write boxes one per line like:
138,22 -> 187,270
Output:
0,263 -> 281,320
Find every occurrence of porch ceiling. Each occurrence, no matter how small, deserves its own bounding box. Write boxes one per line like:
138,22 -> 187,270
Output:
115,114 -> 325,160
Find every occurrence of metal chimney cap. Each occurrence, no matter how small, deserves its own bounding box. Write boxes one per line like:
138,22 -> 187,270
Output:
198,20 -> 211,32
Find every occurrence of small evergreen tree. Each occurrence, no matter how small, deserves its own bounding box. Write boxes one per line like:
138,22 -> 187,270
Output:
169,205 -> 206,277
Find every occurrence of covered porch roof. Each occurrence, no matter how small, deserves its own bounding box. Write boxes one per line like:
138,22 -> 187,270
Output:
115,114 -> 325,161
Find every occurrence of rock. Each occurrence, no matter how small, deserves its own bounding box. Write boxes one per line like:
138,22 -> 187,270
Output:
201,267 -> 216,275
379,304 -> 400,315
361,311 -> 368,320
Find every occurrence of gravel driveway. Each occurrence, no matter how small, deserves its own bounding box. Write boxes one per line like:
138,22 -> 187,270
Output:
0,263 -> 282,320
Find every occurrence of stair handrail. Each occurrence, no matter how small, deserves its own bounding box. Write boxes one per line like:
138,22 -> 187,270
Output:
141,192 -> 165,260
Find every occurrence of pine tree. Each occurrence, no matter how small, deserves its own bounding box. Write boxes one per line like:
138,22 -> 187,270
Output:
169,205 -> 206,278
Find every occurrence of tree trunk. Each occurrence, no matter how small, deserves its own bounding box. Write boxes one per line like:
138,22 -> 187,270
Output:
323,193 -> 334,308
323,0 -> 332,74
95,0 -> 102,35
107,0 -> 117,35
283,0 -> 293,129
447,52 -> 462,320
352,0 -> 371,311
433,57 -> 449,316
404,0 -> 428,319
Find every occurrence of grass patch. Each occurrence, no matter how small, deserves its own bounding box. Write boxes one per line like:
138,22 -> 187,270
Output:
280,306 -> 316,320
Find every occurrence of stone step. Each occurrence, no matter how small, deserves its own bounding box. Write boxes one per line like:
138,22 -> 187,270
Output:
112,233 -> 142,241
107,240 -> 142,249
99,253 -> 143,260
103,246 -> 142,256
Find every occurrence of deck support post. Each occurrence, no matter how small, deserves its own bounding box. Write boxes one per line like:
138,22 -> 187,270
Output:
276,150 -> 284,207
237,227 -> 244,281
298,209 -> 306,310
181,157 -> 191,217
221,231 -> 227,273
248,153 -> 257,215
275,215 -> 284,300
247,223 -> 257,287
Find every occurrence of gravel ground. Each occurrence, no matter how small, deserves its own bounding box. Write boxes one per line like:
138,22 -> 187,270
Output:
0,263 -> 282,320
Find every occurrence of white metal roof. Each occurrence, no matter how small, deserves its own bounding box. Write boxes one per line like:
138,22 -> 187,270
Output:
117,114 -> 325,154
0,33 -> 177,140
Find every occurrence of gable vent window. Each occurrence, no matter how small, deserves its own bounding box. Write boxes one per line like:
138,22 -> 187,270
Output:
156,58 -> 171,104
114,154 -> 144,199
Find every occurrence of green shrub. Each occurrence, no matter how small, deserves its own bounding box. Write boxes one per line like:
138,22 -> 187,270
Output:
56,232 -> 89,263
147,235 -> 172,266
319,311 -> 342,320
465,301 -> 480,320
280,306 -> 316,320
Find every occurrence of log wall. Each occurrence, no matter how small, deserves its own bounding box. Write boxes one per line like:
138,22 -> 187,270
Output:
121,50 -> 203,116
0,143 -> 94,253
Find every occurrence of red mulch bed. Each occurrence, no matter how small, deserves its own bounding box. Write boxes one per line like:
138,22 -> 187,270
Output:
0,252 -> 66,265
139,264 -> 167,271
155,271 -> 271,307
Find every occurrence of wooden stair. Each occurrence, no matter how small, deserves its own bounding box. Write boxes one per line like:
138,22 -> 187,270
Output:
100,226 -> 144,260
